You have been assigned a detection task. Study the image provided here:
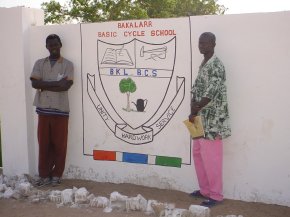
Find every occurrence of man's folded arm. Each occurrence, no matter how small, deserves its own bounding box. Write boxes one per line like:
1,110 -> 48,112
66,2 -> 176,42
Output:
30,77 -> 73,92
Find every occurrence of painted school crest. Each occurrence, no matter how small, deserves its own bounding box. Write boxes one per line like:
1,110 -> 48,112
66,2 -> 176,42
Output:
87,37 -> 185,144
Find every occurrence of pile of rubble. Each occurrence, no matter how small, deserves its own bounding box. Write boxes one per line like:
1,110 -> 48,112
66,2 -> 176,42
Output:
0,174 -> 243,217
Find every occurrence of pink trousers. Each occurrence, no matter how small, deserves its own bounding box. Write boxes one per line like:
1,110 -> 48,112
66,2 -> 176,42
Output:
193,138 -> 223,201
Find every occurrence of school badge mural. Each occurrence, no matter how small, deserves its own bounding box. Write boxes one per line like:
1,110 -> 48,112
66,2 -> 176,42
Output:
87,37 -> 185,144
81,18 -> 191,167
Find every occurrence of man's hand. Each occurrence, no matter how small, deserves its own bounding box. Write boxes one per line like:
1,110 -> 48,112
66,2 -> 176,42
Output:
58,77 -> 73,90
191,101 -> 201,116
31,77 -> 73,92
190,97 -> 211,115
59,77 -> 68,87
188,114 -> 196,123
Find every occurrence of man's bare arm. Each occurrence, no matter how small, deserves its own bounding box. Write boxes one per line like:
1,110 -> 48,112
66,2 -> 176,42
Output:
31,77 -> 73,92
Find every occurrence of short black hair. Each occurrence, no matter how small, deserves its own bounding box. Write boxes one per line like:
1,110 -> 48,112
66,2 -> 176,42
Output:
200,32 -> 216,44
46,34 -> 62,46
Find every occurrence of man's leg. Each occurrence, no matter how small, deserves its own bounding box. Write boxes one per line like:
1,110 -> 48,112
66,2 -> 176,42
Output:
200,138 -> 223,201
37,115 -> 51,178
193,138 -> 210,197
50,115 -> 69,178
48,141 -> 55,177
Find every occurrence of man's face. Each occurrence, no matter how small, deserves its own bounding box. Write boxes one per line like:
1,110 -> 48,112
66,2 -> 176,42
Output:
198,35 -> 215,55
46,38 -> 61,57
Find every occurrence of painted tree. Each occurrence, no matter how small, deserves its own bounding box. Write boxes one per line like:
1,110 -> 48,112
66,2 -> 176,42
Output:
41,0 -> 226,24
119,78 -> 137,112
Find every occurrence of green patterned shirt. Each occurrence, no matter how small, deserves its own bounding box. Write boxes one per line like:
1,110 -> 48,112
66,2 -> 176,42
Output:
191,55 -> 231,140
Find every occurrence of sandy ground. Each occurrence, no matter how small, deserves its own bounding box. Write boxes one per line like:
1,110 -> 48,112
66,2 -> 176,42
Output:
0,178 -> 290,217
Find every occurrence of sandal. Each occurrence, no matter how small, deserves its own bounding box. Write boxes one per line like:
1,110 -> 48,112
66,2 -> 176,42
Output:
51,177 -> 61,187
189,190 -> 206,198
201,198 -> 221,207
35,177 -> 51,187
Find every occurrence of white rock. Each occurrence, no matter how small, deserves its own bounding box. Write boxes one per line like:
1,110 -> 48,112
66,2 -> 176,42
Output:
6,176 -> 18,188
90,197 -> 98,207
110,200 -> 126,211
103,206 -> 113,213
17,174 -> 29,184
0,184 -> 7,192
151,201 -> 166,217
31,198 -> 40,203
74,187 -> 89,204
90,196 -> 110,208
3,187 -> 14,199
12,191 -> 22,200
17,182 -> 32,196
72,186 -> 78,193
56,203 -> 64,208
28,189 -> 50,202
61,189 -> 74,205
3,176 -> 9,185
49,190 -> 62,203
0,175 -> 3,184
172,208 -> 194,217
188,205 -> 210,217
145,199 -> 158,215
70,203 -> 79,208
87,193 -> 95,203
110,191 -> 128,201
78,203 -> 90,208
126,194 -> 148,212
110,191 -> 128,211
164,203 -> 175,216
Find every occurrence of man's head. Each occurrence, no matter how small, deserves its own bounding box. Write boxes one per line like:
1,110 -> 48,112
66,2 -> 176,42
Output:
46,34 -> 62,58
198,32 -> 216,55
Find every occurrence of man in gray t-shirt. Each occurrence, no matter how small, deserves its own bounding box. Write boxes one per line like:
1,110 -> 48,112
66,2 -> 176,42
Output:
30,34 -> 73,187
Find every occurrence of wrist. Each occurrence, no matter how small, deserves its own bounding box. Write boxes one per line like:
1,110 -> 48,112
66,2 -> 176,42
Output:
194,102 -> 201,110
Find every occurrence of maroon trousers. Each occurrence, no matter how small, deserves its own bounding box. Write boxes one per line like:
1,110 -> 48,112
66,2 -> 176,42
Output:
37,114 -> 69,178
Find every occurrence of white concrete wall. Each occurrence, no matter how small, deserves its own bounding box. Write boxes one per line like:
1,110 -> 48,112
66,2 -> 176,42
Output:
190,12 -> 290,206
29,23 -> 83,179
1,8 -> 290,206
0,7 -> 43,175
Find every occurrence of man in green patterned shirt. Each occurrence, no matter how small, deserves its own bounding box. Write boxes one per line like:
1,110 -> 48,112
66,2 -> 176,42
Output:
189,32 -> 231,207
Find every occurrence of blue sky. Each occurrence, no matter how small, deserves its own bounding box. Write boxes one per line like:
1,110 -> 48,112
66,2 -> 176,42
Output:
1,0 -> 290,14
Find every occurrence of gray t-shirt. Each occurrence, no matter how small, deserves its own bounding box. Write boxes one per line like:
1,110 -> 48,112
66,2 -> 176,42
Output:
30,57 -> 74,113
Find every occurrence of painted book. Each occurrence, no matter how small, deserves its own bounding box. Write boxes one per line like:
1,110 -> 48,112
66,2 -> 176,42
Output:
101,48 -> 133,66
